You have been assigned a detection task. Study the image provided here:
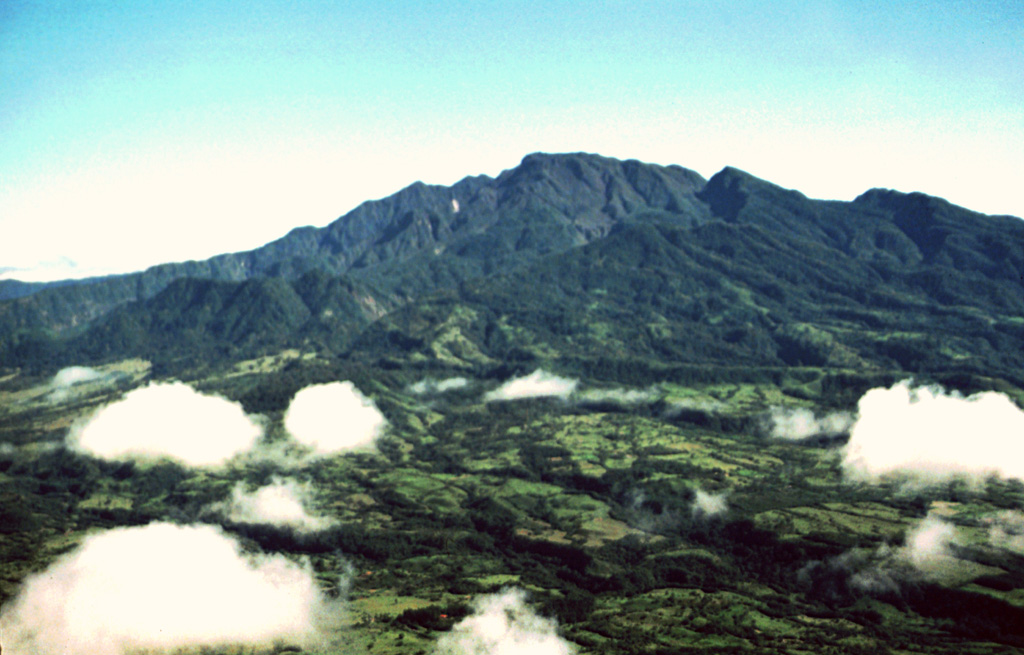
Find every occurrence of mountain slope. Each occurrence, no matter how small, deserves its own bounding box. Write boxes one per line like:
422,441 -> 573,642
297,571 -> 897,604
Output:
2,153 -> 1022,387
0,153 -> 708,332
6,155 -> 1024,655
348,169 -> 1024,386
56,271 -> 394,367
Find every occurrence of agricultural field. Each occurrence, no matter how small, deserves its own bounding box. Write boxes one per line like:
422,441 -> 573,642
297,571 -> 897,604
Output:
3,352 -> 1024,654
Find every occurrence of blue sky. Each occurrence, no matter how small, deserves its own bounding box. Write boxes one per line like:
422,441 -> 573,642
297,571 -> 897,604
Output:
2,1 -> 1022,281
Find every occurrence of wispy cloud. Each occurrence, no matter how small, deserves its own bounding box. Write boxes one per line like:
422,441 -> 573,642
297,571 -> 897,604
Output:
0,256 -> 88,283
767,406 -> 853,440
575,386 -> 660,409
803,512 -> 965,598
209,476 -> 337,533
691,487 -> 728,518
435,588 -> 575,655
483,369 -> 578,402
983,510 -> 1024,554
48,366 -> 116,402
900,512 -> 960,576
663,396 -> 726,417
408,376 -> 470,395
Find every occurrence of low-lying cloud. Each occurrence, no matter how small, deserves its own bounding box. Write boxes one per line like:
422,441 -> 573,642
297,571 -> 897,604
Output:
435,588 -> 575,655
983,510 -> 1024,554
691,488 -> 728,518
0,522 -> 332,655
848,512 -> 962,590
842,380 -> 1024,484
899,512 -> 960,577
663,397 -> 726,417
619,489 -> 682,534
284,382 -> 387,454
483,369 -> 578,402
575,386 -> 660,409
408,376 -> 470,395
767,406 -> 854,440
48,366 -> 115,402
68,382 -> 263,467
210,476 -> 337,533
803,512 -> 965,598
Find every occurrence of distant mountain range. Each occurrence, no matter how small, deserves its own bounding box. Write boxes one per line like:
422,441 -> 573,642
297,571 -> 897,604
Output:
2,152 -> 1022,386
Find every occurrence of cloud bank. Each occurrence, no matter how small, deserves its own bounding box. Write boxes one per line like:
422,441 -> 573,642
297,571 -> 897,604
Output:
409,376 -> 470,395
483,369 -> 578,402
767,406 -> 854,440
68,382 -> 263,467
284,382 -> 387,454
842,380 -> 1024,483
212,476 -> 337,533
435,588 -> 575,655
0,522 -> 329,655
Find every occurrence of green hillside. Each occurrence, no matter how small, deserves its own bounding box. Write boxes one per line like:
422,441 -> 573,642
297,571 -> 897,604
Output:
1,153 -> 1023,654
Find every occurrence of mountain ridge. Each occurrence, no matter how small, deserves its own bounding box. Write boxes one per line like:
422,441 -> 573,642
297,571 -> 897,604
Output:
4,153 -> 1019,307
0,153 -> 708,331
2,152 -> 1022,385
6,156 -> 1024,655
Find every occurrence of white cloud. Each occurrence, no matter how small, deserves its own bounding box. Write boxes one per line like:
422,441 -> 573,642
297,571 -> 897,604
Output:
900,512 -> 960,577
409,376 -> 470,395
575,386 -> 660,408
811,512 -> 964,595
691,488 -> 728,518
767,406 -> 853,440
0,522 -> 332,655
435,588 -> 575,655
0,256 -> 91,283
842,380 -> 1024,484
284,382 -> 387,454
845,551 -> 901,595
52,366 -> 107,388
48,366 -> 115,402
483,369 -> 578,402
212,476 -> 337,533
984,510 -> 1024,554
864,512 -> 961,584
68,382 -> 263,467
663,397 -> 726,416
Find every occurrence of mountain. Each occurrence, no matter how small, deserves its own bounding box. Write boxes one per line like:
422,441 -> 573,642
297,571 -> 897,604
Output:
0,153 -> 706,329
351,190 -> 1024,387
6,153 -> 1024,655
63,271 -> 394,368
2,152 -> 1023,388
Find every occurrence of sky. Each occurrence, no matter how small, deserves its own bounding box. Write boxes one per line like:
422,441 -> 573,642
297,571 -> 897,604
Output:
2,1 -> 1022,282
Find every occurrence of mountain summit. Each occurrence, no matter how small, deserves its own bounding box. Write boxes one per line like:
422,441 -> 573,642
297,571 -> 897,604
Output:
1,153 -> 1022,385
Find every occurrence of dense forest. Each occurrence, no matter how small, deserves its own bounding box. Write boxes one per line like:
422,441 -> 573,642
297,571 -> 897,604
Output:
2,153 -> 1023,654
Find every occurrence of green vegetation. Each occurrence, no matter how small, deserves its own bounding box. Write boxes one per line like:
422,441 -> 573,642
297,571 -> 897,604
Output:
2,153 -> 1023,653
3,355 -> 1024,653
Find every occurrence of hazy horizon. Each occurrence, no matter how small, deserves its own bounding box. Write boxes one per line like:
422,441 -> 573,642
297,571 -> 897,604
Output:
3,1 -> 1021,282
